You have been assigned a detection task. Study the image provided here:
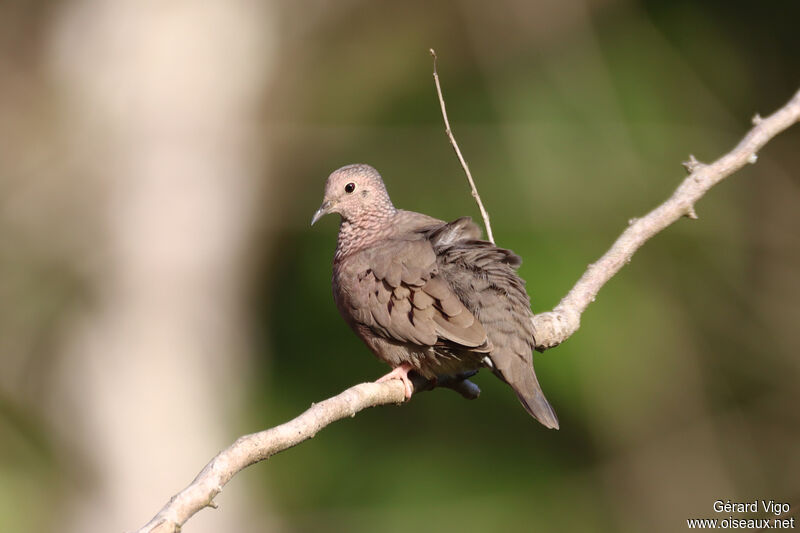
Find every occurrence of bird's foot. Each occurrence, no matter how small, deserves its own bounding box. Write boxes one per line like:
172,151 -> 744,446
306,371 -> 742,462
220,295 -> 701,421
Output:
376,363 -> 415,400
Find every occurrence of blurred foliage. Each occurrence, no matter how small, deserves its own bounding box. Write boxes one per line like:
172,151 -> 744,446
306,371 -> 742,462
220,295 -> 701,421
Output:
253,1 -> 800,532
2,0 -> 799,532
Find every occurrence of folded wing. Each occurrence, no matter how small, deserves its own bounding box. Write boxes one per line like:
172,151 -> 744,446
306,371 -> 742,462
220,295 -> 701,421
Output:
351,238 -> 491,352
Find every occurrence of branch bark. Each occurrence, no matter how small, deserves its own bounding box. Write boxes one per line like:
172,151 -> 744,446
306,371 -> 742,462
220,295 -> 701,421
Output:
531,88 -> 800,350
134,375 -> 476,533
134,381 -> 407,533
133,87 -> 800,532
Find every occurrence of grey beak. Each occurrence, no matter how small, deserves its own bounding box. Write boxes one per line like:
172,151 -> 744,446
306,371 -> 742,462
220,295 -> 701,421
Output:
311,200 -> 331,226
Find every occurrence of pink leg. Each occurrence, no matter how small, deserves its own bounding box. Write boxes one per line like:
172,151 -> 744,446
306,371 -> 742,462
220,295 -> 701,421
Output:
376,362 -> 414,399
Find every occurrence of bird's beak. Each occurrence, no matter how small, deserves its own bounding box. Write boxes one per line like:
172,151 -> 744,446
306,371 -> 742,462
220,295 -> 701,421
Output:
311,200 -> 332,226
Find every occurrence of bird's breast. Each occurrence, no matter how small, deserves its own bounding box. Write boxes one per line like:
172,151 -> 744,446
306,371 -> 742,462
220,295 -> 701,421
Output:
332,259 -> 366,322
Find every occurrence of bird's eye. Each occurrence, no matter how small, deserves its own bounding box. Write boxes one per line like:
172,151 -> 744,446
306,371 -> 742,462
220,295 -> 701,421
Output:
344,182 -> 356,193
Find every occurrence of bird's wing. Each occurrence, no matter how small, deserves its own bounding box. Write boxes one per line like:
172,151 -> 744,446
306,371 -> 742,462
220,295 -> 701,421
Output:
430,220 -> 559,428
432,234 -> 533,361
424,216 -> 483,246
351,238 -> 490,350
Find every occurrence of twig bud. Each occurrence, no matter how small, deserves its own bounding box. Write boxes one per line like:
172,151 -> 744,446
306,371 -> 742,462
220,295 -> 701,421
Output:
682,154 -> 702,174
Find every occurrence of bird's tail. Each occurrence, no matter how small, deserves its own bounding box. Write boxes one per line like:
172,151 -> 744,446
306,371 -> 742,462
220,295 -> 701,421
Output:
493,354 -> 559,429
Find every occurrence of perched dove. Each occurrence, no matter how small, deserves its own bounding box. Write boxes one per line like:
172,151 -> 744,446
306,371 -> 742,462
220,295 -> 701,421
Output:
311,164 -> 559,429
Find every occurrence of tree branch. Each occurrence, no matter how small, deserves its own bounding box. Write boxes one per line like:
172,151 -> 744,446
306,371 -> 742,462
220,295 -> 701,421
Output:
133,381 -> 408,533
531,88 -> 800,350
133,85 -> 800,532
133,373 -> 478,533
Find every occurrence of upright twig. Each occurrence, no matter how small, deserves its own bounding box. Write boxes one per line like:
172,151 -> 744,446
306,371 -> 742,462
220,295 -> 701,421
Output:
134,85 -> 800,533
430,48 -> 496,244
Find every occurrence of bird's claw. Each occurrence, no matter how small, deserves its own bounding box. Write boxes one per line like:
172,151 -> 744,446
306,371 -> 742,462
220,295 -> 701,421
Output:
375,363 -> 414,400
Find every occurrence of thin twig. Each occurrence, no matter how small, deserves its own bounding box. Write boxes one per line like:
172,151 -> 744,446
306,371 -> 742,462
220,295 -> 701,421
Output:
134,87 -> 800,533
430,48 -> 495,244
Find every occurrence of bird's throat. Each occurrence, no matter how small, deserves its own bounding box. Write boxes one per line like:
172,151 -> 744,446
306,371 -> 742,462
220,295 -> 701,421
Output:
335,212 -> 394,261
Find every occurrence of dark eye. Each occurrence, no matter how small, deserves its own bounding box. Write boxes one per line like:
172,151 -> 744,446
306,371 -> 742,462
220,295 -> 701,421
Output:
344,182 -> 356,193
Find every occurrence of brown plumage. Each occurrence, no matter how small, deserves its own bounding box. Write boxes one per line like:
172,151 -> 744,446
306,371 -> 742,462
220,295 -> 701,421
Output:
311,163 -> 559,429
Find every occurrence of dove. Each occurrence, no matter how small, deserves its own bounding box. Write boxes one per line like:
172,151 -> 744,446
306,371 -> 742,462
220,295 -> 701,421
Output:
311,163 -> 558,429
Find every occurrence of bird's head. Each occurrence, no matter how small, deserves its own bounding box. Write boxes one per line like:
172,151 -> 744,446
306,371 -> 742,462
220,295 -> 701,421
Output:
311,164 -> 396,225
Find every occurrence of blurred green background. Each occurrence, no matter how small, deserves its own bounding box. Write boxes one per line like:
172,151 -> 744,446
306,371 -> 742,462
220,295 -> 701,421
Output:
1,1 -> 798,532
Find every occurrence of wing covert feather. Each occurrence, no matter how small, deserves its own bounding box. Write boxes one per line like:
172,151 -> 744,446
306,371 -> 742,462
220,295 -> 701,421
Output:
349,239 -> 489,350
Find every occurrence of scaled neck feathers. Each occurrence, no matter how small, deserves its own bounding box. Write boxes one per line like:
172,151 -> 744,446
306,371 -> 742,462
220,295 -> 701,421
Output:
335,207 -> 397,261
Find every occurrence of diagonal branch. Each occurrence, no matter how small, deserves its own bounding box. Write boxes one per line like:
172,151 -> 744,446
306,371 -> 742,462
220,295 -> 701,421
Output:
133,84 -> 800,532
133,374 -> 478,533
133,381 -> 409,533
531,88 -> 800,350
